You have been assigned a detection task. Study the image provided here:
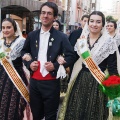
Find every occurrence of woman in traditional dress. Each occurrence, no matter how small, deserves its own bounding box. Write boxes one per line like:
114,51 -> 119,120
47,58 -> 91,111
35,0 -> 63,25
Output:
0,18 -> 29,120
107,20 -> 120,52
58,11 -> 120,120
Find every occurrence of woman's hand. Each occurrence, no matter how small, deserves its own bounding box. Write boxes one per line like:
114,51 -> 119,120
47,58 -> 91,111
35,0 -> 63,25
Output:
57,55 -> 66,65
22,54 -> 32,61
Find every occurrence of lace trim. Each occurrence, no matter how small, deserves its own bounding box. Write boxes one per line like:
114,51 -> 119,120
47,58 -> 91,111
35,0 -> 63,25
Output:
93,40 -> 116,65
10,39 -> 25,60
75,34 -> 120,66
115,35 -> 120,47
91,35 -> 120,65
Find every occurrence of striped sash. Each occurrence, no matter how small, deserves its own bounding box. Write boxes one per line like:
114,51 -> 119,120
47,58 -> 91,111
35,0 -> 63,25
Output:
77,38 -> 105,84
1,57 -> 30,103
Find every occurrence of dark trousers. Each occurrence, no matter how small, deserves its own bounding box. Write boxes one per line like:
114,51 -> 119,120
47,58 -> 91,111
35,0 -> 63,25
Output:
30,78 -> 60,120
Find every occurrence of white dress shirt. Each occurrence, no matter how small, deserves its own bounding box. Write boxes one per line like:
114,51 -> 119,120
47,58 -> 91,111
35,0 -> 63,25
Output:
38,28 -> 50,77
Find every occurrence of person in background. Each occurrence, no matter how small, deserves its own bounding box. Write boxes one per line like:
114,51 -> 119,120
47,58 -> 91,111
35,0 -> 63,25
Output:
67,15 -> 89,83
53,20 -> 62,31
107,20 -> 120,53
22,31 -> 27,38
107,20 -> 117,37
77,23 -> 82,29
66,29 -> 71,37
0,18 -> 28,120
21,2 -> 75,120
53,20 -> 69,96
58,11 -> 120,120
69,15 -> 89,48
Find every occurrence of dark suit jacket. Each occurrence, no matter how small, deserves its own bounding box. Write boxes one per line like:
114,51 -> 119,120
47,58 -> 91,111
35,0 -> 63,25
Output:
68,28 -> 83,62
69,28 -> 82,48
66,28 -> 83,81
21,27 -> 76,77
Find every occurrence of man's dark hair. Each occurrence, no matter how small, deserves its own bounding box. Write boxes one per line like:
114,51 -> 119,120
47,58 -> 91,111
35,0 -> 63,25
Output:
2,18 -> 17,32
40,2 -> 58,17
81,15 -> 89,20
88,11 -> 105,27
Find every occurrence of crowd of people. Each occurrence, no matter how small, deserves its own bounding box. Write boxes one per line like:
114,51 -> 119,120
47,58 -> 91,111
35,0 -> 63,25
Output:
0,1 -> 120,120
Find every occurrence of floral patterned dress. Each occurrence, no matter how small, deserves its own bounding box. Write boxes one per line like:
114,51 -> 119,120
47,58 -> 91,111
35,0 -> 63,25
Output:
0,37 -> 28,120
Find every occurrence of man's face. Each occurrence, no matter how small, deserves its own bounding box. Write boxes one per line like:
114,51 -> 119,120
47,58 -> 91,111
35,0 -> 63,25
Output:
81,17 -> 88,28
40,6 -> 56,28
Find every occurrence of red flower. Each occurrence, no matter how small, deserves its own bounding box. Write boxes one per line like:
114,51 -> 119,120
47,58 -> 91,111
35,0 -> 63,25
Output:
102,75 -> 120,87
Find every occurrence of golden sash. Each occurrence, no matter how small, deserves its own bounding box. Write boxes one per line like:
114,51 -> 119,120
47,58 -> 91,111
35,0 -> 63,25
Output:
1,57 -> 30,103
77,38 -> 105,84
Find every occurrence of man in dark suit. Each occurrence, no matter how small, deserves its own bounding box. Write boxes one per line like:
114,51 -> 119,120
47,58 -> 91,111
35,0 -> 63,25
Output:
69,14 -> 89,49
68,15 -> 89,82
21,2 -> 75,120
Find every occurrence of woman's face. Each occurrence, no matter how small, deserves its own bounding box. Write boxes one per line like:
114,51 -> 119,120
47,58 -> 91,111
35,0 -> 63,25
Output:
88,14 -> 103,34
2,21 -> 15,39
107,22 -> 115,33
53,21 -> 59,30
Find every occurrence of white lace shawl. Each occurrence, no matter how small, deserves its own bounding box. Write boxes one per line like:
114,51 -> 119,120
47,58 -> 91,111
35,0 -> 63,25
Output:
73,24 -> 120,81
70,29 -> 120,83
75,23 -> 119,63
0,37 -> 25,60
10,38 -> 25,60
91,34 -> 120,65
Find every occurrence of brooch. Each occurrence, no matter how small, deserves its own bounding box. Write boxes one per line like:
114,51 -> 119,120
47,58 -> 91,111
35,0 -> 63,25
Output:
80,43 -> 84,48
51,38 -> 54,41
36,40 -> 38,48
49,42 -> 52,46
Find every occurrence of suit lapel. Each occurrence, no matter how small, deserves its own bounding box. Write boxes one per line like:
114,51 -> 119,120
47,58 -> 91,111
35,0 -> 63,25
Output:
35,29 -> 40,60
47,27 -> 55,57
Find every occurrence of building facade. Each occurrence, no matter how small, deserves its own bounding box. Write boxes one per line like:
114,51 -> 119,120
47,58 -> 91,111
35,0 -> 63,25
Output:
68,0 -> 91,31
112,0 -> 120,19
0,0 -> 63,32
1,0 -> 95,33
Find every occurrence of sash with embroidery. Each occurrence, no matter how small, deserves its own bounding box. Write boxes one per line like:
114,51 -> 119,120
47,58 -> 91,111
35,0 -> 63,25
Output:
76,38 -> 106,84
0,38 -> 30,103
58,24 -> 120,119
76,37 -> 120,116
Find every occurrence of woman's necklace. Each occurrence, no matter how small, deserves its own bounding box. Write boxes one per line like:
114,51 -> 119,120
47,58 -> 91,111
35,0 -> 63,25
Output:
113,34 -> 116,38
4,36 -> 19,53
4,41 -> 12,52
87,34 -> 102,49
4,36 -> 19,52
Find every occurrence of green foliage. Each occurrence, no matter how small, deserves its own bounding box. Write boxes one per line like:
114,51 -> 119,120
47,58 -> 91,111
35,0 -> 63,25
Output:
0,52 -> 6,59
106,16 -> 114,22
99,84 -> 120,99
